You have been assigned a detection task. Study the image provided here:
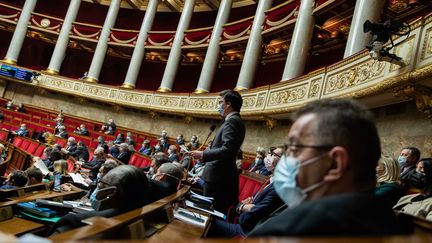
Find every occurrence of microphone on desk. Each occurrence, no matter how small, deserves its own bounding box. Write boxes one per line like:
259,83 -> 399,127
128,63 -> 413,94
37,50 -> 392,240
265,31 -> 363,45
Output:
199,125 -> 216,150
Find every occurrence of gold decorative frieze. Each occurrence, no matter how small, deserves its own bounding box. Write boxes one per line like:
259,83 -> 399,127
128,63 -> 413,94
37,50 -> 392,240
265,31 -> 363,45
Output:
324,60 -> 386,96
187,97 -> 216,110
118,91 -> 144,103
308,78 -> 322,98
82,85 -> 110,97
152,95 -> 181,109
267,83 -> 308,107
420,26 -> 432,62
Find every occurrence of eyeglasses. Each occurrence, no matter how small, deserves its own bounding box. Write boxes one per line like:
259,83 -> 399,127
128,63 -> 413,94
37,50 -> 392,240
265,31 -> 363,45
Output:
271,152 -> 282,158
284,143 -> 334,157
97,179 -> 113,189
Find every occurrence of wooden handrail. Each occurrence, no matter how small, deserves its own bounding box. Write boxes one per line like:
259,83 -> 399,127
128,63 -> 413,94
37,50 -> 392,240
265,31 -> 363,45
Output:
0,183 -> 49,200
49,186 -> 190,241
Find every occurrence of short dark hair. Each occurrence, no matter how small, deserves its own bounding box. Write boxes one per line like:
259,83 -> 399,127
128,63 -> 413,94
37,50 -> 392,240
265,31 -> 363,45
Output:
293,99 -> 381,191
10,170 -> 28,187
220,90 -> 243,112
404,147 -> 421,164
421,158 -> 432,194
152,153 -> 171,169
26,167 -> 44,183
50,150 -> 62,161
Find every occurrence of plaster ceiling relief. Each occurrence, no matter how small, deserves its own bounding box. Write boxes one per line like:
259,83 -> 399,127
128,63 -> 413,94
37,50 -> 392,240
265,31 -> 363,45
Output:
82,0 -> 257,12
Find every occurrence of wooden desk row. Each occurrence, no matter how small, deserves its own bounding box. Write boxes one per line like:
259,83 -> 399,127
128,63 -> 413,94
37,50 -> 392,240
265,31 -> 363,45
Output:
48,185 -> 208,241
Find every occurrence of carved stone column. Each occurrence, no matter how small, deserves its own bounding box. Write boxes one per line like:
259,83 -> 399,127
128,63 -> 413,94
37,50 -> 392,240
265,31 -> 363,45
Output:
194,0 -> 233,94
84,0 -> 122,82
158,0 -> 196,92
46,0 -> 82,74
234,0 -> 273,91
343,0 -> 386,58
3,0 -> 38,64
122,0 -> 159,89
282,0 -> 315,81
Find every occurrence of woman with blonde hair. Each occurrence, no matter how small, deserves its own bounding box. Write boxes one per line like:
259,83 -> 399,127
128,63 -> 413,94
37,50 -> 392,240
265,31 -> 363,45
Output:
375,155 -> 405,208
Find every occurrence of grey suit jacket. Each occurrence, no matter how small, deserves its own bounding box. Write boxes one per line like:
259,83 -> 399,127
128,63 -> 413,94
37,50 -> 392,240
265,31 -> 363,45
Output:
202,113 -> 245,184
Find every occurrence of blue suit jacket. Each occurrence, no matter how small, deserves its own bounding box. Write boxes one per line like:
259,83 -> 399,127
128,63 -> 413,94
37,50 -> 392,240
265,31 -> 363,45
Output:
238,183 -> 284,233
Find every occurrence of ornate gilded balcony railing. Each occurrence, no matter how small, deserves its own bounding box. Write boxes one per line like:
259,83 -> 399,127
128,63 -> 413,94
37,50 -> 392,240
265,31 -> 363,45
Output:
1,13 -> 430,121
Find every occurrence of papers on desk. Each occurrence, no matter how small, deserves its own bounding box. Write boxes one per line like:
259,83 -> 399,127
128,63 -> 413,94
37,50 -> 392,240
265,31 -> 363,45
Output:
68,173 -> 89,187
33,159 -> 50,176
185,200 -> 225,220
174,207 -> 208,228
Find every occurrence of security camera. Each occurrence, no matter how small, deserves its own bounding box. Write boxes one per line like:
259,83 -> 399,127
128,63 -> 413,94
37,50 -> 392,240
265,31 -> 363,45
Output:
363,19 -> 410,66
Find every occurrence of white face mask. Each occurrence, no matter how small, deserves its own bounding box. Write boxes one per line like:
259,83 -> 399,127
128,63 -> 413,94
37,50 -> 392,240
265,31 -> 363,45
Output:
217,103 -> 224,116
273,154 -> 327,207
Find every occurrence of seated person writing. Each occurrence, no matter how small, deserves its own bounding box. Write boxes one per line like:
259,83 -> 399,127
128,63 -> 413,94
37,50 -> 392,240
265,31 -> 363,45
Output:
48,165 -> 149,235
0,170 -> 28,189
393,158 -> 432,221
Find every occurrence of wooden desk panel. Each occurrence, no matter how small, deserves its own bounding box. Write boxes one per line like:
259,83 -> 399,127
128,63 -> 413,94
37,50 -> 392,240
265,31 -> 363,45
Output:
0,217 -> 45,235
148,219 -> 205,241
0,190 -> 84,208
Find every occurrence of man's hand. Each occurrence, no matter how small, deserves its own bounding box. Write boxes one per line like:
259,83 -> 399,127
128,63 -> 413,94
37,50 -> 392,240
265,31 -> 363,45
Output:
191,150 -> 203,160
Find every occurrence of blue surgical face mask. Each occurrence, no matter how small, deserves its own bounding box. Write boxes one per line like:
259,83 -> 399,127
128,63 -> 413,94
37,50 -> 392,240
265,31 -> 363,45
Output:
217,103 -> 224,116
89,188 -> 98,209
398,156 -> 407,168
273,154 -> 326,207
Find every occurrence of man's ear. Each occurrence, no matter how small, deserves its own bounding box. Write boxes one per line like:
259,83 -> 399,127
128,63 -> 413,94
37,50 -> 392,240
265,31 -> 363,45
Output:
323,146 -> 349,182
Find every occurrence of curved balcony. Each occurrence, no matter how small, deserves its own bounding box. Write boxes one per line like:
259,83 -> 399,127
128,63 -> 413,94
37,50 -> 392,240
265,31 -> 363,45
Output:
1,13 -> 431,121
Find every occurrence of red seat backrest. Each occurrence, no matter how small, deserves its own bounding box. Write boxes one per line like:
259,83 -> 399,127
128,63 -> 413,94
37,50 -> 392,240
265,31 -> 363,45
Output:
88,150 -> 94,162
67,159 -> 75,172
0,130 -> 8,141
89,140 -> 99,149
129,154 -> 140,167
20,139 -> 31,150
238,174 -> 264,201
13,136 -> 24,147
34,145 -> 46,157
141,156 -> 152,168
55,138 -> 67,147
26,141 -> 39,154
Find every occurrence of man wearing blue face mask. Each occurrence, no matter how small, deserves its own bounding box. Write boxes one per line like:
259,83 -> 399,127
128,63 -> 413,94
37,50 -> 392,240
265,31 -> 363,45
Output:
399,147 -> 421,190
191,90 -> 245,213
248,99 -> 412,237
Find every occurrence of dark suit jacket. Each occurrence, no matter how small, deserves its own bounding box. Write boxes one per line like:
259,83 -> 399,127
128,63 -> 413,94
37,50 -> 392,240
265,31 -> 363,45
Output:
202,113 -> 245,184
69,146 -> 90,162
248,193 -> 413,237
147,179 -> 176,204
238,183 -> 284,233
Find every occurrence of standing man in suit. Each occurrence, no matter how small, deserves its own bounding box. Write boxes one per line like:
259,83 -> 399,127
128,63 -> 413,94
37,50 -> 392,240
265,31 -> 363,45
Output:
191,90 -> 245,213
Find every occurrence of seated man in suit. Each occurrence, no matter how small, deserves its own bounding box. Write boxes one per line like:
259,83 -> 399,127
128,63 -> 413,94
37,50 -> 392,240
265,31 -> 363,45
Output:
206,145 -> 285,237
67,141 -> 90,162
49,165 -> 149,235
12,124 -> 29,137
101,118 -> 116,135
168,145 -> 179,162
55,125 -> 68,139
148,163 -> 183,203
138,140 -> 152,156
61,137 -> 78,155
110,143 -> 131,164
80,147 -> 106,180
249,99 -> 412,237
73,124 -> 89,136
97,136 -> 109,154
